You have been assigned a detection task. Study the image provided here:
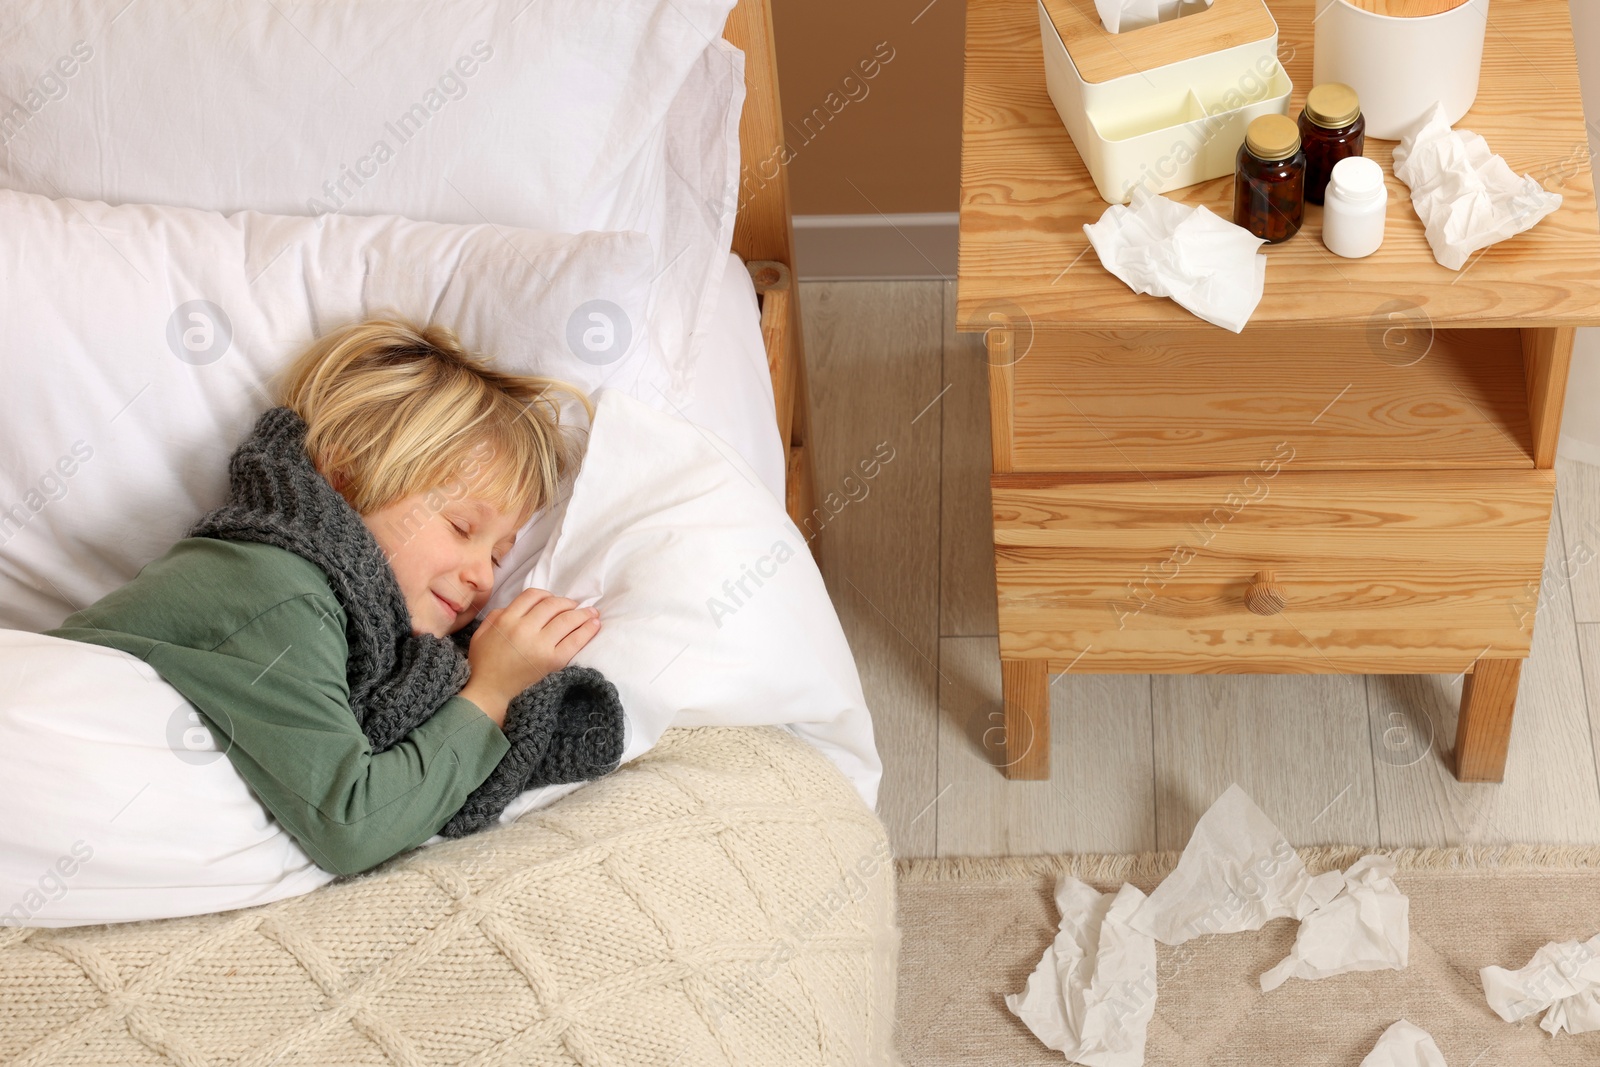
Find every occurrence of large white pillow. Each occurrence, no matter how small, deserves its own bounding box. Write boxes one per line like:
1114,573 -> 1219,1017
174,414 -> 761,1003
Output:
662,36 -> 747,374
0,187 -> 656,634
0,629 -> 339,928
0,0 -> 742,397
481,389 -> 884,824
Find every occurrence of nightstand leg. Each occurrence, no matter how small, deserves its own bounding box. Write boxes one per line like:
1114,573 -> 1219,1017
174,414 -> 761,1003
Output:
1454,657 -> 1522,783
999,658 -> 1049,780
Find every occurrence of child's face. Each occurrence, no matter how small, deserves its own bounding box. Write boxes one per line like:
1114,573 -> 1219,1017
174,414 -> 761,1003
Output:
358,490 -> 528,638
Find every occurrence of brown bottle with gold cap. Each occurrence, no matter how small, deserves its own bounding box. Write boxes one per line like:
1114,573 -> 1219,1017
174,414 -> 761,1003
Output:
1298,82 -> 1365,205
1233,113 -> 1305,244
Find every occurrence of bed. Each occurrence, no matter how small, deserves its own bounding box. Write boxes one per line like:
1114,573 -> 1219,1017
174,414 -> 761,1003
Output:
0,1 -> 901,1062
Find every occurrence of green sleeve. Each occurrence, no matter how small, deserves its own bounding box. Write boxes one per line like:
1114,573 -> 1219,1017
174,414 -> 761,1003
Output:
146,593 -> 511,877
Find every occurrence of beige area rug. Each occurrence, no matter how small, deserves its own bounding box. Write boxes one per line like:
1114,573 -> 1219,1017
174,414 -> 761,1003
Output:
893,846 -> 1600,1066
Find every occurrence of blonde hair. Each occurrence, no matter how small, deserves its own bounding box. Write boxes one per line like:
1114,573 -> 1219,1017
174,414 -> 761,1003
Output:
275,317 -> 594,524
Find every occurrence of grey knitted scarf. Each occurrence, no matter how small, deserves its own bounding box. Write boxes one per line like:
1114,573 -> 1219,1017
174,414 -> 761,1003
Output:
186,405 -> 624,841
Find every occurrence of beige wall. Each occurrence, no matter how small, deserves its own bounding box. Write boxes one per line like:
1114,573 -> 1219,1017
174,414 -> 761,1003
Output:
1562,0 -> 1600,462
771,0 -> 964,215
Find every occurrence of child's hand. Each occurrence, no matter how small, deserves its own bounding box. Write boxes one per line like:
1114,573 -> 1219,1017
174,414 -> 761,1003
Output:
459,589 -> 599,726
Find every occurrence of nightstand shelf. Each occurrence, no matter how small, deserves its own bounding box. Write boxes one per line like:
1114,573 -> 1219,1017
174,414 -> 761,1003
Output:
959,0 -> 1600,785
997,326 -> 1535,471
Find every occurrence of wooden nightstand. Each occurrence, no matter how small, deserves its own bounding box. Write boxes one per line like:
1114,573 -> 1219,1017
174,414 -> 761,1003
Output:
957,0 -> 1600,783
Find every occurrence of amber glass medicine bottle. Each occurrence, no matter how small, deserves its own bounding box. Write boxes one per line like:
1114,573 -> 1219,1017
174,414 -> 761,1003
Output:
1233,113 -> 1305,244
1298,82 -> 1365,205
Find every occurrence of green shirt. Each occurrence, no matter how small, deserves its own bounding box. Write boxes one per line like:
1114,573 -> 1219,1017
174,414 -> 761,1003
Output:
42,537 -> 510,877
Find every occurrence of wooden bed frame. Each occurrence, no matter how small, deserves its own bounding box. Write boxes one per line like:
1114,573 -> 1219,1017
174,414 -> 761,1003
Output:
722,0 -> 820,559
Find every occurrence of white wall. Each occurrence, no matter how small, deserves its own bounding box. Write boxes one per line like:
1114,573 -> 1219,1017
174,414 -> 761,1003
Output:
1563,0 -> 1600,465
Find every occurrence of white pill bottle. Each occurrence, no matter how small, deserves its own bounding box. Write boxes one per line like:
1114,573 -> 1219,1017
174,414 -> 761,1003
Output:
1321,155 -> 1387,259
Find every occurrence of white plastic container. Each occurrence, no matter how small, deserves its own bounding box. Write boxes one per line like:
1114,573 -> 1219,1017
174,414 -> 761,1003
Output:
1313,0 -> 1489,139
1038,0 -> 1294,204
1322,155 -> 1387,258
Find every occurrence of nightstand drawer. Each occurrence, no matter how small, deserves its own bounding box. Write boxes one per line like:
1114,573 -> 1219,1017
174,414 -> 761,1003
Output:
992,468 -> 1555,673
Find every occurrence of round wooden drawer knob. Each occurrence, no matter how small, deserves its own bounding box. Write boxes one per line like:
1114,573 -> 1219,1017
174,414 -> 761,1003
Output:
1245,569 -> 1286,615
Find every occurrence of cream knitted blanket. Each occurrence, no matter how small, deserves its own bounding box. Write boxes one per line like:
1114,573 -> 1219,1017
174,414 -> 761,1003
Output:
0,725 -> 901,1066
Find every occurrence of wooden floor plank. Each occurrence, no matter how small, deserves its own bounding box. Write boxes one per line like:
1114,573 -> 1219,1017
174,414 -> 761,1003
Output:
1369,499 -> 1600,845
939,280 -> 999,637
1555,454 -> 1600,624
936,637 -> 1156,856
1577,622 -> 1600,808
1152,673 -> 1379,849
800,280 -> 945,859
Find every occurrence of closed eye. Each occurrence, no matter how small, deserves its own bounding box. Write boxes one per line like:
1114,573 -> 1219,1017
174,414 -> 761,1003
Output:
452,520 -> 504,569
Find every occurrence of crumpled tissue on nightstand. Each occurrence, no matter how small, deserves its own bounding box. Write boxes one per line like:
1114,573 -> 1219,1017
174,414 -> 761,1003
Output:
1259,854 -> 1410,992
1005,878 -> 1157,1067
1083,185 -> 1268,334
1481,930 -> 1600,1035
1391,99 -> 1563,272
1093,0 -> 1209,33
1124,784 -> 1317,946
1359,1020 -> 1449,1067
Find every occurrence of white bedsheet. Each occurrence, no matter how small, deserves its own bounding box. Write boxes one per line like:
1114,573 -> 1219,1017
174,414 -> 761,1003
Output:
0,629 -> 341,927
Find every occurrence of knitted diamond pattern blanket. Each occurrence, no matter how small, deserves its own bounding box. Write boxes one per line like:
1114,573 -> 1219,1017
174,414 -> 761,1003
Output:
186,405 -> 624,839
0,725 -> 903,1066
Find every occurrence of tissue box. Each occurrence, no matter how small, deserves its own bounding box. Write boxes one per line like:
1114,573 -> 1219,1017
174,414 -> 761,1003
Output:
1039,0 -> 1293,204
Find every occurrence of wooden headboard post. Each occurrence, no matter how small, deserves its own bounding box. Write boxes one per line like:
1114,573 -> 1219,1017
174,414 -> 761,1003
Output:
722,0 -> 820,559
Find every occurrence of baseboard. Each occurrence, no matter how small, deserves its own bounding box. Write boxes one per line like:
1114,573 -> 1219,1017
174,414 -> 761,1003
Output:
1559,433 -> 1600,469
792,212 -> 958,281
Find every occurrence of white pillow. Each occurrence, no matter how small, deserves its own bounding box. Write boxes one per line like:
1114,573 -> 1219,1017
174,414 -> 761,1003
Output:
0,0 -> 742,397
0,629 -> 338,928
485,389 -> 884,822
663,36 -> 747,375
0,187 -> 656,634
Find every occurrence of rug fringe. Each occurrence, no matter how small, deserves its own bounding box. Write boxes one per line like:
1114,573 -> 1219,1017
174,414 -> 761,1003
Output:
893,843 -> 1600,884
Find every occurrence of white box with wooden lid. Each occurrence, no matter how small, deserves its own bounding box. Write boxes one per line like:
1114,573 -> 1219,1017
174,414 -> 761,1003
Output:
1037,0 -> 1293,203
